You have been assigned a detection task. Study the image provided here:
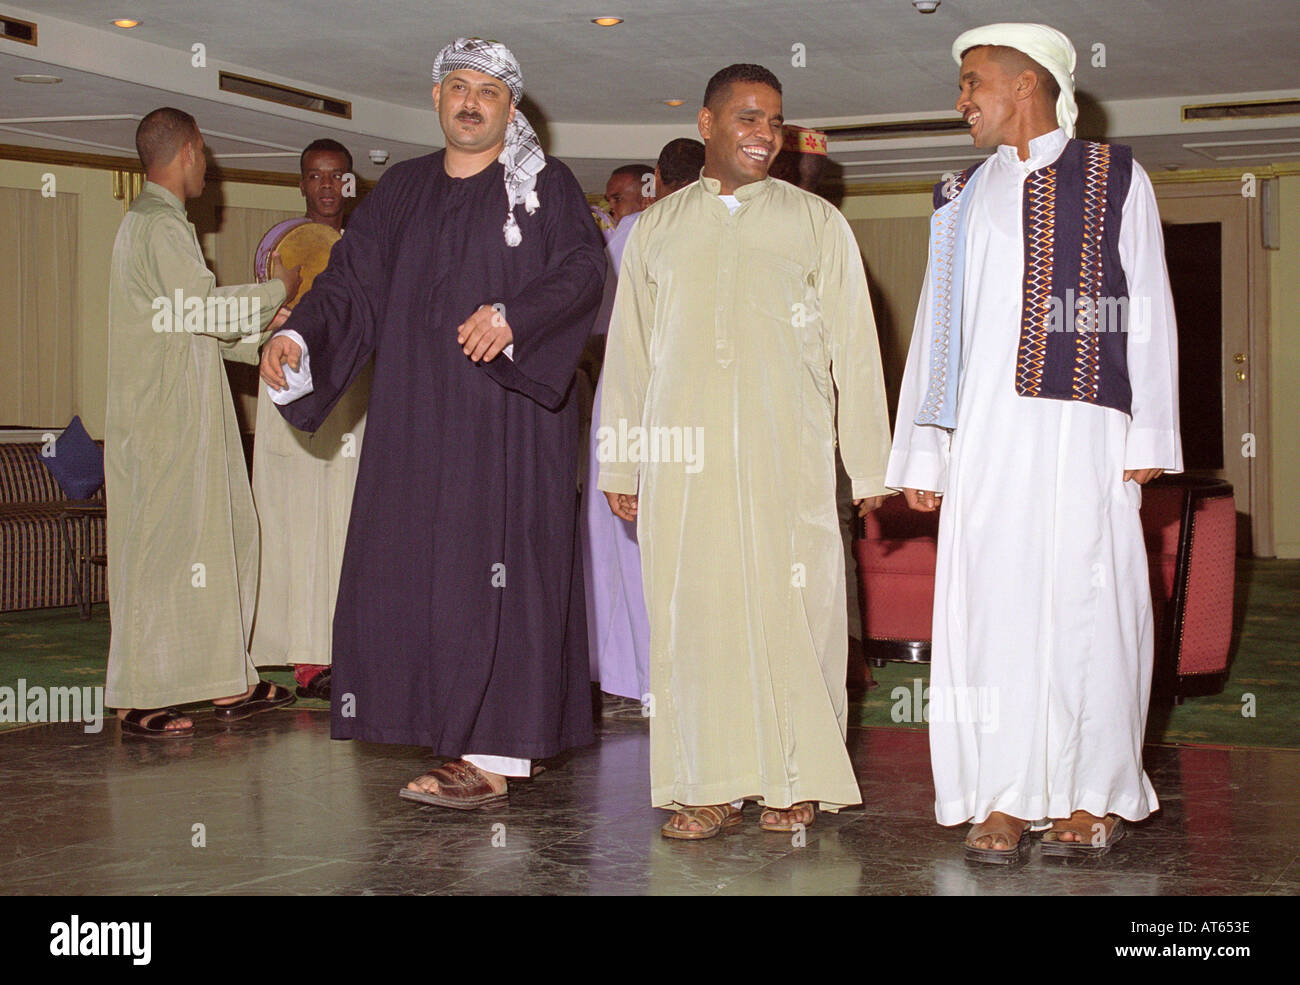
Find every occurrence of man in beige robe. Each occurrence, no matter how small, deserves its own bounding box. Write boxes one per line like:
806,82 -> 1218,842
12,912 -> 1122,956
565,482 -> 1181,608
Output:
105,107 -> 299,737
597,65 -> 892,838
250,139 -> 371,700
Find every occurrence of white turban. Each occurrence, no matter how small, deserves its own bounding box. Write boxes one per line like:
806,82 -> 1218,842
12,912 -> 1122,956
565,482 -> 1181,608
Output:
952,22 -> 1078,138
433,37 -> 546,246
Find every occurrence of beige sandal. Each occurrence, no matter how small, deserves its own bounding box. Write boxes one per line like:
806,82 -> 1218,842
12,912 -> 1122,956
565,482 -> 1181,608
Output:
661,803 -> 744,840
759,802 -> 815,832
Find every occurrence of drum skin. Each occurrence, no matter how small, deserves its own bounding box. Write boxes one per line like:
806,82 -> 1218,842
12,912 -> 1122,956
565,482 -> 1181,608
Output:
254,218 -> 310,281
254,218 -> 341,307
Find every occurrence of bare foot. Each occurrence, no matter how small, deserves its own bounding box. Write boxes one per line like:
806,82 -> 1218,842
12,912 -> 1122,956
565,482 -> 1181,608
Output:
116,708 -> 192,731
966,811 -> 1027,851
405,760 -> 508,796
1049,810 -> 1116,843
760,802 -> 815,830
212,683 -> 257,707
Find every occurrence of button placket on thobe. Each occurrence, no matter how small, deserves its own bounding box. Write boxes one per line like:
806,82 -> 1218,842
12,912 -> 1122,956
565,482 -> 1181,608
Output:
714,203 -> 737,369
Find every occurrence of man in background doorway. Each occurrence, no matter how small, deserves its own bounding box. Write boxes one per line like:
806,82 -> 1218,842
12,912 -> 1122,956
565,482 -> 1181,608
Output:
604,163 -> 655,227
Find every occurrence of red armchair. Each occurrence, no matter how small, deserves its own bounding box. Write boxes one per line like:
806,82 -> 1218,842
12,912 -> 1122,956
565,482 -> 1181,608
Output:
1140,477 -> 1238,698
853,477 -> 1237,699
853,495 -> 938,668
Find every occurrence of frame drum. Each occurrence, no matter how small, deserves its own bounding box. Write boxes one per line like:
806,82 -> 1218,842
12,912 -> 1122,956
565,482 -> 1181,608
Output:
254,218 -> 341,307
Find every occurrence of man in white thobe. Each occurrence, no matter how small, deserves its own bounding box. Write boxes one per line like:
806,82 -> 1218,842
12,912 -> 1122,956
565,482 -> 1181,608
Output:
886,23 -> 1182,862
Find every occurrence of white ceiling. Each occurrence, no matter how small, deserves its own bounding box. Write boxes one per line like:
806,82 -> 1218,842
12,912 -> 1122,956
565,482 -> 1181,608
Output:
3,0 -> 1298,190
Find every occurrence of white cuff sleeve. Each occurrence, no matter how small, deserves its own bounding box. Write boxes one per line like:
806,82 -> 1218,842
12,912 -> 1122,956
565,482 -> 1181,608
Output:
885,442 -> 950,495
266,329 -> 314,405
462,753 -> 530,777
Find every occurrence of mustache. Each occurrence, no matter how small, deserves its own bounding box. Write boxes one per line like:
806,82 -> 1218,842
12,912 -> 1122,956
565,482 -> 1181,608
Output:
456,111 -> 484,123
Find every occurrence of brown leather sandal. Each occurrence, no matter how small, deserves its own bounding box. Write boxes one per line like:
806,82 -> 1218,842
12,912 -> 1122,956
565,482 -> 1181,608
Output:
964,812 -> 1031,864
1041,810 -> 1126,857
759,802 -> 815,832
398,759 -> 509,811
661,804 -> 744,840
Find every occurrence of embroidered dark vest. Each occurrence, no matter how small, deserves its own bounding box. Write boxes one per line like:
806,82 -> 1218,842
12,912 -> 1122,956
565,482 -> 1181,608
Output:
934,139 -> 1135,416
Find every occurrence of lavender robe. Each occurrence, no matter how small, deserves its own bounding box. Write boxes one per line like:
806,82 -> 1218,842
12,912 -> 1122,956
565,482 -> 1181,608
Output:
582,211 -> 650,699
276,151 -> 604,758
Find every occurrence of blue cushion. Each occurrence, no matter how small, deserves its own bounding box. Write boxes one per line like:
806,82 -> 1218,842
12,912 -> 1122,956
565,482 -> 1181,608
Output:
40,415 -> 104,500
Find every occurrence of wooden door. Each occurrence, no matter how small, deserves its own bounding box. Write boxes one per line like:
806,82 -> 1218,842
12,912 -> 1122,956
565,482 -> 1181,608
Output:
1154,181 -> 1271,555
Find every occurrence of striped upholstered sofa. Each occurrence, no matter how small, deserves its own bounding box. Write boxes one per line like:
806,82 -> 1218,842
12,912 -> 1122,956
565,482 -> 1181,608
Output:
0,442 -> 107,612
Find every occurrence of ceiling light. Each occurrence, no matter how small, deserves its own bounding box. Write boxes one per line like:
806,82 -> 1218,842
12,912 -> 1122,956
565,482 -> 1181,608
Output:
14,74 -> 63,84
112,19 -> 140,29
912,1 -> 940,12
662,99 -> 684,107
591,17 -> 623,27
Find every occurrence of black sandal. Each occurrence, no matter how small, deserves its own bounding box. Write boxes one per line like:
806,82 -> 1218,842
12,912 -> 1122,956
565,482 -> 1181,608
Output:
1041,812 -> 1127,858
212,681 -> 295,722
120,707 -> 194,739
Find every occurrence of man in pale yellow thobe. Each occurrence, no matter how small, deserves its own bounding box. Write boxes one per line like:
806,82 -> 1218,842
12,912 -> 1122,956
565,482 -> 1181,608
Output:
250,139 -> 370,700
598,65 -> 892,838
105,108 -> 296,735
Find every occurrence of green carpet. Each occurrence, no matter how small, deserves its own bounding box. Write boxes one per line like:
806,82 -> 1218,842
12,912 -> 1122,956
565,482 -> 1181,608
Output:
1,560 -> 1296,746
0,606 -> 326,732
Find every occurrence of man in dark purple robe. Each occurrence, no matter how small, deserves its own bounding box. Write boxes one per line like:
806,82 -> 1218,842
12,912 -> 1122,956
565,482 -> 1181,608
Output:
259,37 -> 604,809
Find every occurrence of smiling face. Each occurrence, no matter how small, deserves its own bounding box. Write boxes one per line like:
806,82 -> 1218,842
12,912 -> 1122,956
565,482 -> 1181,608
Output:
300,149 -> 350,224
698,81 -> 783,194
433,68 -> 516,156
955,46 -> 1021,150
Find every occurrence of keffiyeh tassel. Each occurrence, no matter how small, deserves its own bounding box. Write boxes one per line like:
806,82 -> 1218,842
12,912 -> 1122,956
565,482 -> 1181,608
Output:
503,214 -> 522,247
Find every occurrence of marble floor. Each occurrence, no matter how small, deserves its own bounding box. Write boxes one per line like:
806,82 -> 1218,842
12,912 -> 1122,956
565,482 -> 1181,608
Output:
2,710 -> 1297,895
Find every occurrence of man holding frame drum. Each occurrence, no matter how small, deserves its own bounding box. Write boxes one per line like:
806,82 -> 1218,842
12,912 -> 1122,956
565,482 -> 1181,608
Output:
249,140 -> 370,703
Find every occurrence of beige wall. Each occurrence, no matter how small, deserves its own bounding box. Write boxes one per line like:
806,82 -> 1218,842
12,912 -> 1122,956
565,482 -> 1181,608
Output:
0,184 -> 78,426
1268,175 -> 1300,558
0,158 -> 303,439
1,161 -> 116,438
840,192 -> 934,222
840,192 -> 933,425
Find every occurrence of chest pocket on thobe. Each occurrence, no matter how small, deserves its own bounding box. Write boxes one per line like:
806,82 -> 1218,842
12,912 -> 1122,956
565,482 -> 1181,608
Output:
741,249 -> 825,381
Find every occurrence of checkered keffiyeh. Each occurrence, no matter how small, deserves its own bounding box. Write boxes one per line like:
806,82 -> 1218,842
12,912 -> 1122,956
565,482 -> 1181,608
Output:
433,37 -> 546,246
